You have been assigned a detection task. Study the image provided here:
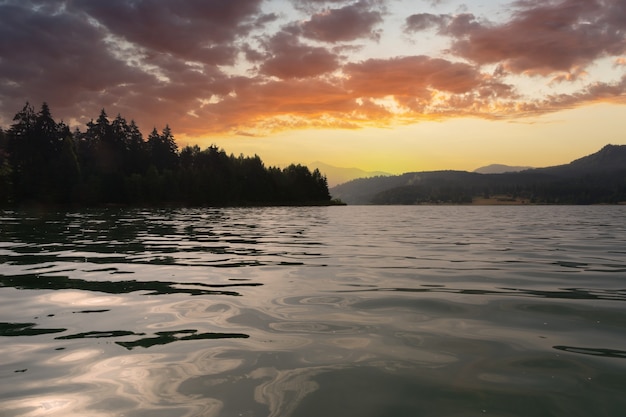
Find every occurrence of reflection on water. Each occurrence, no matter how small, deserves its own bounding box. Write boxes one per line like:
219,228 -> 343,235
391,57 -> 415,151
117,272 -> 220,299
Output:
553,346 -> 626,359
1,206 -> 626,416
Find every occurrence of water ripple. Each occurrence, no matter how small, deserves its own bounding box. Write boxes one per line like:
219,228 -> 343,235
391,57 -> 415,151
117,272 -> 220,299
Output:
2,206 -> 626,417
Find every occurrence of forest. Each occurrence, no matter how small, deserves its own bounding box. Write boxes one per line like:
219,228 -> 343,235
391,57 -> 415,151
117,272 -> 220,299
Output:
0,103 -> 333,207
331,145 -> 626,205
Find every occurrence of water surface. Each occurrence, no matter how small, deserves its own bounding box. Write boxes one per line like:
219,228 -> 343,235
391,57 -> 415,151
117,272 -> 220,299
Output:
1,206 -> 625,416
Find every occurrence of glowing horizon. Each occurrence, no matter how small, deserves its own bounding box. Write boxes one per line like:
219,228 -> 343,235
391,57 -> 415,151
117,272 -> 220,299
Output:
183,103 -> 626,175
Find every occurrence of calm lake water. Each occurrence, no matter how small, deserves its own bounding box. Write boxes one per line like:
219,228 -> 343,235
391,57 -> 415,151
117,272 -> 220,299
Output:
1,206 -> 625,417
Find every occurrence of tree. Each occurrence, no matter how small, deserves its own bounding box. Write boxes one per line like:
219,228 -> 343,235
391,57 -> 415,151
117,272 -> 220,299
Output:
35,103 -> 62,154
8,103 -> 46,202
0,127 -> 11,205
279,164 -> 331,203
2,102 -> 333,207
3,102 -> 81,204
85,109 -> 121,174
127,120 -> 147,174
51,135 -> 81,204
147,125 -> 178,173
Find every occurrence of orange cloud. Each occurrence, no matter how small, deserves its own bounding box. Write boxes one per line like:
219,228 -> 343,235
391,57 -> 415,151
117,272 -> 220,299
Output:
259,32 -> 341,79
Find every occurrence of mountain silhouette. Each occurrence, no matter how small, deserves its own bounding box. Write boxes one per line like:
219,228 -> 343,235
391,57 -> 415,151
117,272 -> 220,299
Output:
535,144 -> 626,176
330,145 -> 626,205
473,164 -> 533,174
310,161 -> 390,187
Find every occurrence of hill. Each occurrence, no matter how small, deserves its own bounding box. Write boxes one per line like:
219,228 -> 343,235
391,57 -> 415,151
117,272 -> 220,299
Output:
473,164 -> 533,174
535,144 -> 626,176
309,161 -> 390,187
330,145 -> 626,205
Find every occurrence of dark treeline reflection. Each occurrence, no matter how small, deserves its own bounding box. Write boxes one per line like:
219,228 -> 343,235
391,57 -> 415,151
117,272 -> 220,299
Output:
0,324 -> 249,350
0,273 -> 259,296
0,102 -> 331,207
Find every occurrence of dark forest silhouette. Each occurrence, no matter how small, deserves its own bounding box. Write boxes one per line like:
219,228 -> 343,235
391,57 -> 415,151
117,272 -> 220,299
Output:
331,145 -> 626,205
0,103 -> 332,207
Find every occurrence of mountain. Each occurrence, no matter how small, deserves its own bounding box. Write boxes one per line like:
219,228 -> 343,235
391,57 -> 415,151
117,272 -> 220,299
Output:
474,164 -> 533,174
535,144 -> 626,176
309,161 -> 391,187
330,144 -> 626,205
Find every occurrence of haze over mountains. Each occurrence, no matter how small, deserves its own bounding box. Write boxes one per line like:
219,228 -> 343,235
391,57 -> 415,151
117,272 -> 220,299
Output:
309,162 -> 390,187
330,145 -> 626,205
314,162 -> 532,187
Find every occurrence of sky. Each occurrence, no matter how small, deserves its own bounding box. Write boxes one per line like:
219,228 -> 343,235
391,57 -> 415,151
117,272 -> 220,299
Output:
0,0 -> 625,176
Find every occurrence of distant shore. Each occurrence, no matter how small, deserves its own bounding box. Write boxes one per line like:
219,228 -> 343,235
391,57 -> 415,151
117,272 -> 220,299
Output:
470,195 -> 530,205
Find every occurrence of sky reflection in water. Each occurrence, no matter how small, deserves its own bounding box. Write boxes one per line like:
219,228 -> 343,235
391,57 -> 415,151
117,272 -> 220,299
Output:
1,206 -> 626,416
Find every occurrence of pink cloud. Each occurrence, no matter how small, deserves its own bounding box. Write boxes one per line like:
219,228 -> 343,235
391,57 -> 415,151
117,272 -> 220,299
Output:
301,1 -> 384,42
73,0 -> 264,65
445,0 -> 625,76
344,56 -> 483,98
259,32 -> 341,79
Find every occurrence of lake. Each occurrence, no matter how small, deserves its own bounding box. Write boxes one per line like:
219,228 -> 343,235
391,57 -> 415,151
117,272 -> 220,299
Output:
1,206 -> 625,417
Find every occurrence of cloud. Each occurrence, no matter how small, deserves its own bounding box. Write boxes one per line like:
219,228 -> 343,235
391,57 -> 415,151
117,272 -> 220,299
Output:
259,32 -> 341,79
72,0 -> 264,65
300,1 -> 384,42
0,0 -> 267,130
0,0 -> 625,137
439,0 -> 626,77
177,77 -> 362,135
342,55 -> 525,118
291,0 -> 354,12
0,3 -> 149,118
404,13 -> 450,32
344,55 -> 483,97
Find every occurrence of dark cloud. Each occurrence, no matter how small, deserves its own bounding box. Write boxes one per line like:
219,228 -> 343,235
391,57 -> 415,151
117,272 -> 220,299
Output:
0,3 -> 148,120
71,0 -> 264,65
405,13 -> 450,32
259,32 -> 341,79
405,13 -> 486,37
0,0 -> 265,130
442,13 -> 484,37
301,1 -> 384,42
291,0 -> 353,12
253,13 -> 281,29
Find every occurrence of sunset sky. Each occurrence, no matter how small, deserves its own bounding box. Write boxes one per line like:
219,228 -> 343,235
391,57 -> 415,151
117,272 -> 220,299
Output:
1,0 -> 625,176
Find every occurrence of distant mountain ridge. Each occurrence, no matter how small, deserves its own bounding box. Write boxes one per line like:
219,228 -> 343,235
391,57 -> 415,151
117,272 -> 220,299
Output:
309,161 -> 390,187
536,144 -> 626,176
331,145 -> 626,205
473,164 -> 533,174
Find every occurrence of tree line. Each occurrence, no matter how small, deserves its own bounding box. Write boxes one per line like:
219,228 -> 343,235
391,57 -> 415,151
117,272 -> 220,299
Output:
333,163 -> 626,205
367,171 -> 626,205
0,103 -> 332,207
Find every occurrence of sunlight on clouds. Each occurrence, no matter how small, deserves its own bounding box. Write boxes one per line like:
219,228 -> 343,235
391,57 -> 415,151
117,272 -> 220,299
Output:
368,96 -> 409,116
184,61 -> 206,74
103,34 -> 171,84
196,103 -> 626,175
